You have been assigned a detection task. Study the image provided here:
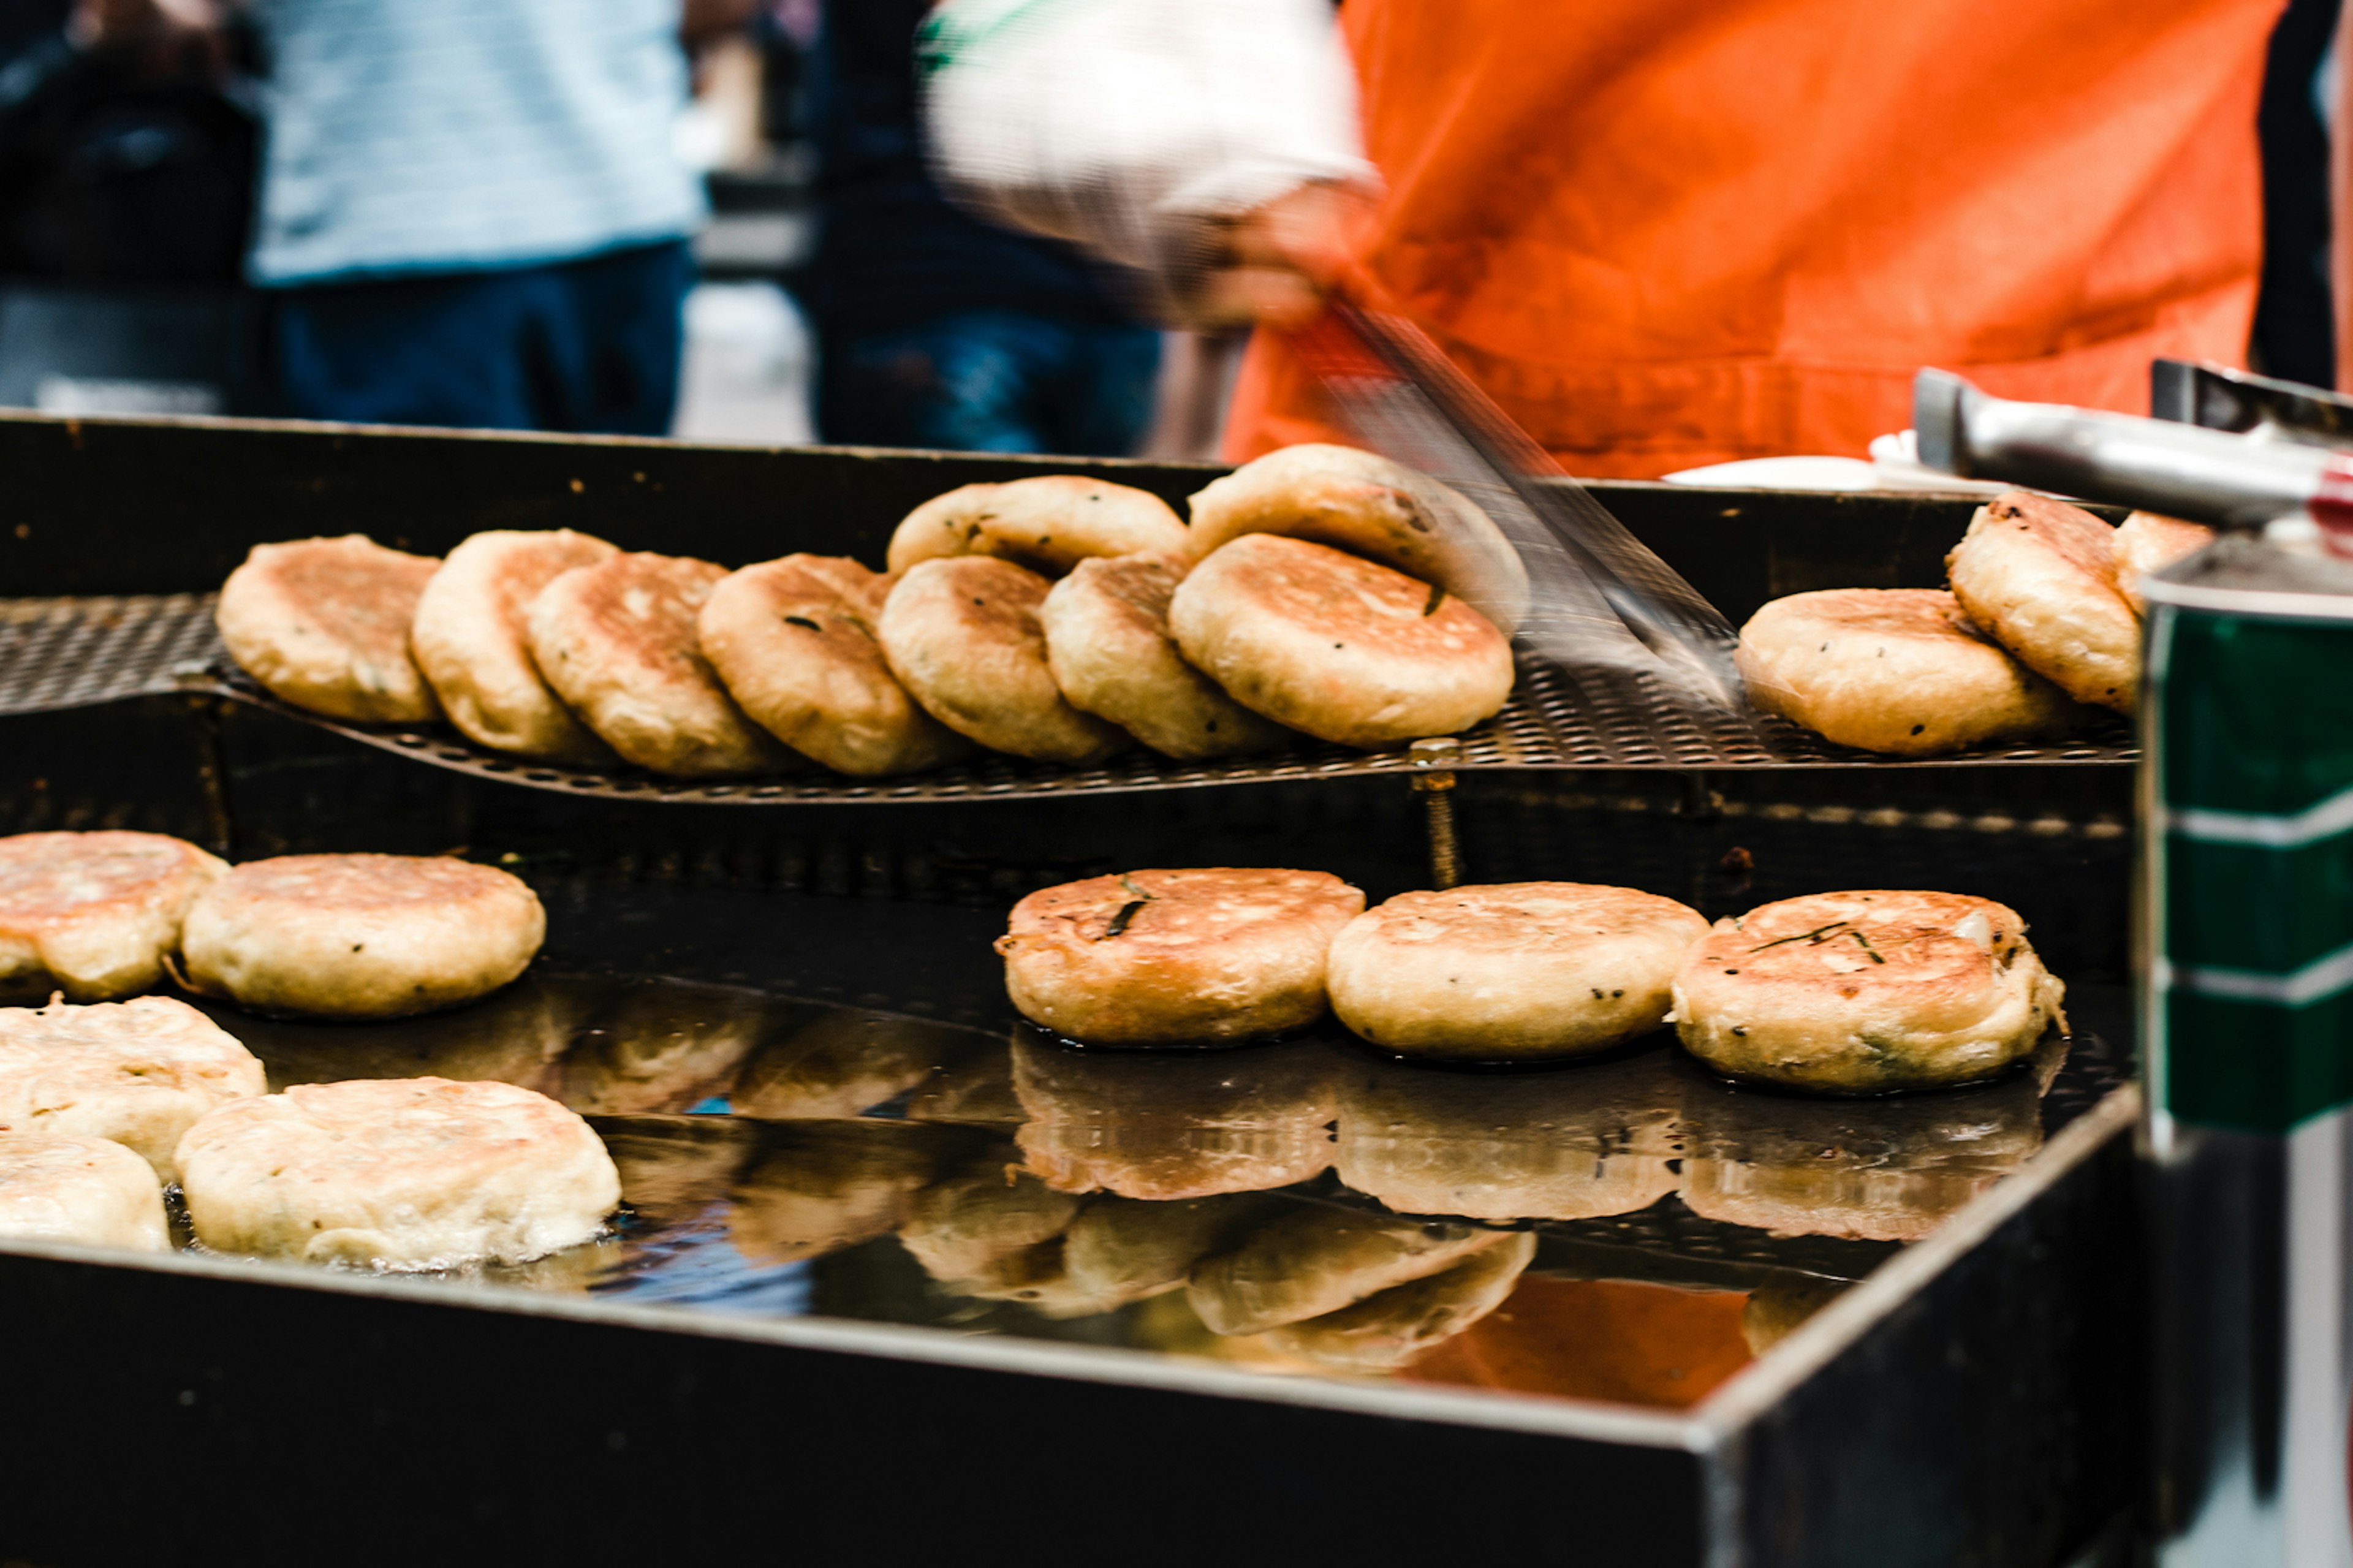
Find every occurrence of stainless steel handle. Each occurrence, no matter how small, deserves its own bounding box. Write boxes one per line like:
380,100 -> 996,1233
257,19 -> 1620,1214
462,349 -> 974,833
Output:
1914,368 -> 2347,528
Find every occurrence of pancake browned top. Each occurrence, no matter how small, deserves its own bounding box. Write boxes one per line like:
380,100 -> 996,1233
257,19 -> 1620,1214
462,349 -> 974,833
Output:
1001,867 -> 1362,956
1348,882 -> 1707,956
0,831 -> 218,933
713,556 -> 895,670
1969,492 -> 2120,593
0,996 -> 262,1100
1063,552 -> 1180,629
1759,586 -> 1994,651
455,529 -> 616,631
202,853 -> 529,915
1190,532 -> 1506,662
900,555 -> 1053,651
180,1076 -> 601,1190
887,483 -> 1004,573
544,552 -> 728,684
1679,890 -> 2033,1028
252,535 -> 438,657
752,553 -> 895,624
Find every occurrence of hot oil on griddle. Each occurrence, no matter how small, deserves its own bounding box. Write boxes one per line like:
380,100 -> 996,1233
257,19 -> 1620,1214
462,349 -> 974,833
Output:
176,969 -> 2133,1411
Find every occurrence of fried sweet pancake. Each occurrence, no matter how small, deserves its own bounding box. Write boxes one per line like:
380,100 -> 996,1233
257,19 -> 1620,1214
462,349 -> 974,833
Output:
887,476 -> 1188,577
410,528 -> 619,760
1186,443 -> 1530,634
1947,490 -> 2139,713
879,556 -> 1131,763
1327,882 -> 1707,1060
528,551 -> 795,777
1040,553 -> 1289,760
1671,890 -> 2065,1094
0,996 -> 263,1181
1169,533 -> 1514,749
1737,588 -> 2077,756
218,535 -> 442,722
180,854 -> 544,1020
700,554 -> 971,777
177,1076 -> 619,1268
0,1132 -> 168,1251
0,830 -> 225,1002
996,867 -> 1363,1045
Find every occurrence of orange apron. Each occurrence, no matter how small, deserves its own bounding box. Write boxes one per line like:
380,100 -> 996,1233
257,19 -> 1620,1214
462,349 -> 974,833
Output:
1227,0 -> 2283,479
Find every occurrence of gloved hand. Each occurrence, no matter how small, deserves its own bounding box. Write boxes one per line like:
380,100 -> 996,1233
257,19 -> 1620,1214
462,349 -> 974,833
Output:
921,0 -> 1377,328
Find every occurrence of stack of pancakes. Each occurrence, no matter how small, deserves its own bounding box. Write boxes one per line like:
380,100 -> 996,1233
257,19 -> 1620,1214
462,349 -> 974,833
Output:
213,444 -> 1530,781
1737,493 -> 2214,756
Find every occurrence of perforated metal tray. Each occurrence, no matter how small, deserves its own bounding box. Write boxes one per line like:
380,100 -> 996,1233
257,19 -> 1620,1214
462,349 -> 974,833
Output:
0,593 -> 2137,803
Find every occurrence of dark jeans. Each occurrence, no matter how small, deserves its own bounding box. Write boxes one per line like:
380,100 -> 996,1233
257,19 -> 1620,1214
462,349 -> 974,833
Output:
264,238 -> 692,433
818,309 -> 1161,456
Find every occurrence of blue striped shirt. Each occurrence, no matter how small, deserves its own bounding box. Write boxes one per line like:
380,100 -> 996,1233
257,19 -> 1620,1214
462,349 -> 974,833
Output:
248,0 -> 705,286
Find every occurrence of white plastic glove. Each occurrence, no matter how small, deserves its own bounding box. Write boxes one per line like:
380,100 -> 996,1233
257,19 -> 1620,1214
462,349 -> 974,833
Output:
920,0 -> 1374,325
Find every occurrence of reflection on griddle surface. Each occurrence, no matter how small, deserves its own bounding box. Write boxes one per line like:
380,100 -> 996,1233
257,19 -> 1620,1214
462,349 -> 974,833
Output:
173,971 -> 2129,1410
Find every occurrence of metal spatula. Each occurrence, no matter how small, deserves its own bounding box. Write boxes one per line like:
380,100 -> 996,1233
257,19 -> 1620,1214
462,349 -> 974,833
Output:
1283,300 -> 1746,710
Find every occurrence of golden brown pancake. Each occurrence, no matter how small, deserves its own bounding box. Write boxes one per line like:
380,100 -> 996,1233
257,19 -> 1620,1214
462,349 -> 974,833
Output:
1040,553 -> 1290,760
1332,1048 -> 1683,1220
1737,588 -> 2079,756
526,551 -> 795,777
1947,490 -> 2140,713
1010,1034 -> 1338,1199
877,556 -> 1131,763
0,995 -> 265,1181
699,555 -> 971,777
0,1132 -> 169,1252
2113,510 -> 2216,609
217,535 -> 442,722
176,1076 -> 619,1268
1169,533 -> 1515,749
885,483 -> 1004,572
887,476 -> 1189,576
996,867 -> 1364,1045
179,853 -> 545,1020
1186,443 -> 1531,633
0,830 -> 226,1002
1672,890 -> 2066,1094
409,529 -> 619,760
1186,1206 -> 1511,1336
1327,882 -> 1708,1060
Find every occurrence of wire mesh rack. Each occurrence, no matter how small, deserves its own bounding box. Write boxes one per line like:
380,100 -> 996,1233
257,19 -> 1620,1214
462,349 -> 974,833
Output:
0,593 -> 2137,803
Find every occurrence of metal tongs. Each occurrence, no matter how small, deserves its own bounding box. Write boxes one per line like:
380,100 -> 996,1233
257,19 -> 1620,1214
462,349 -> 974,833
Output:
1914,365 -> 2353,533
1284,300 -> 1746,710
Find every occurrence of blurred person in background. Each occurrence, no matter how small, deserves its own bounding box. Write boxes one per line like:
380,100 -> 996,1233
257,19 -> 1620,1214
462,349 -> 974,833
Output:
803,0 -> 1159,455
925,0 -> 2297,479
77,0 -> 752,433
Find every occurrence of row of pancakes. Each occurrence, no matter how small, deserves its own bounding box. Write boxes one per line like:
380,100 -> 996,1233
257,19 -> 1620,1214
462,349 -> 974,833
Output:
996,868 -> 2066,1096
0,830 -> 615,1266
1738,491 -> 2213,756
215,445 -> 1527,779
